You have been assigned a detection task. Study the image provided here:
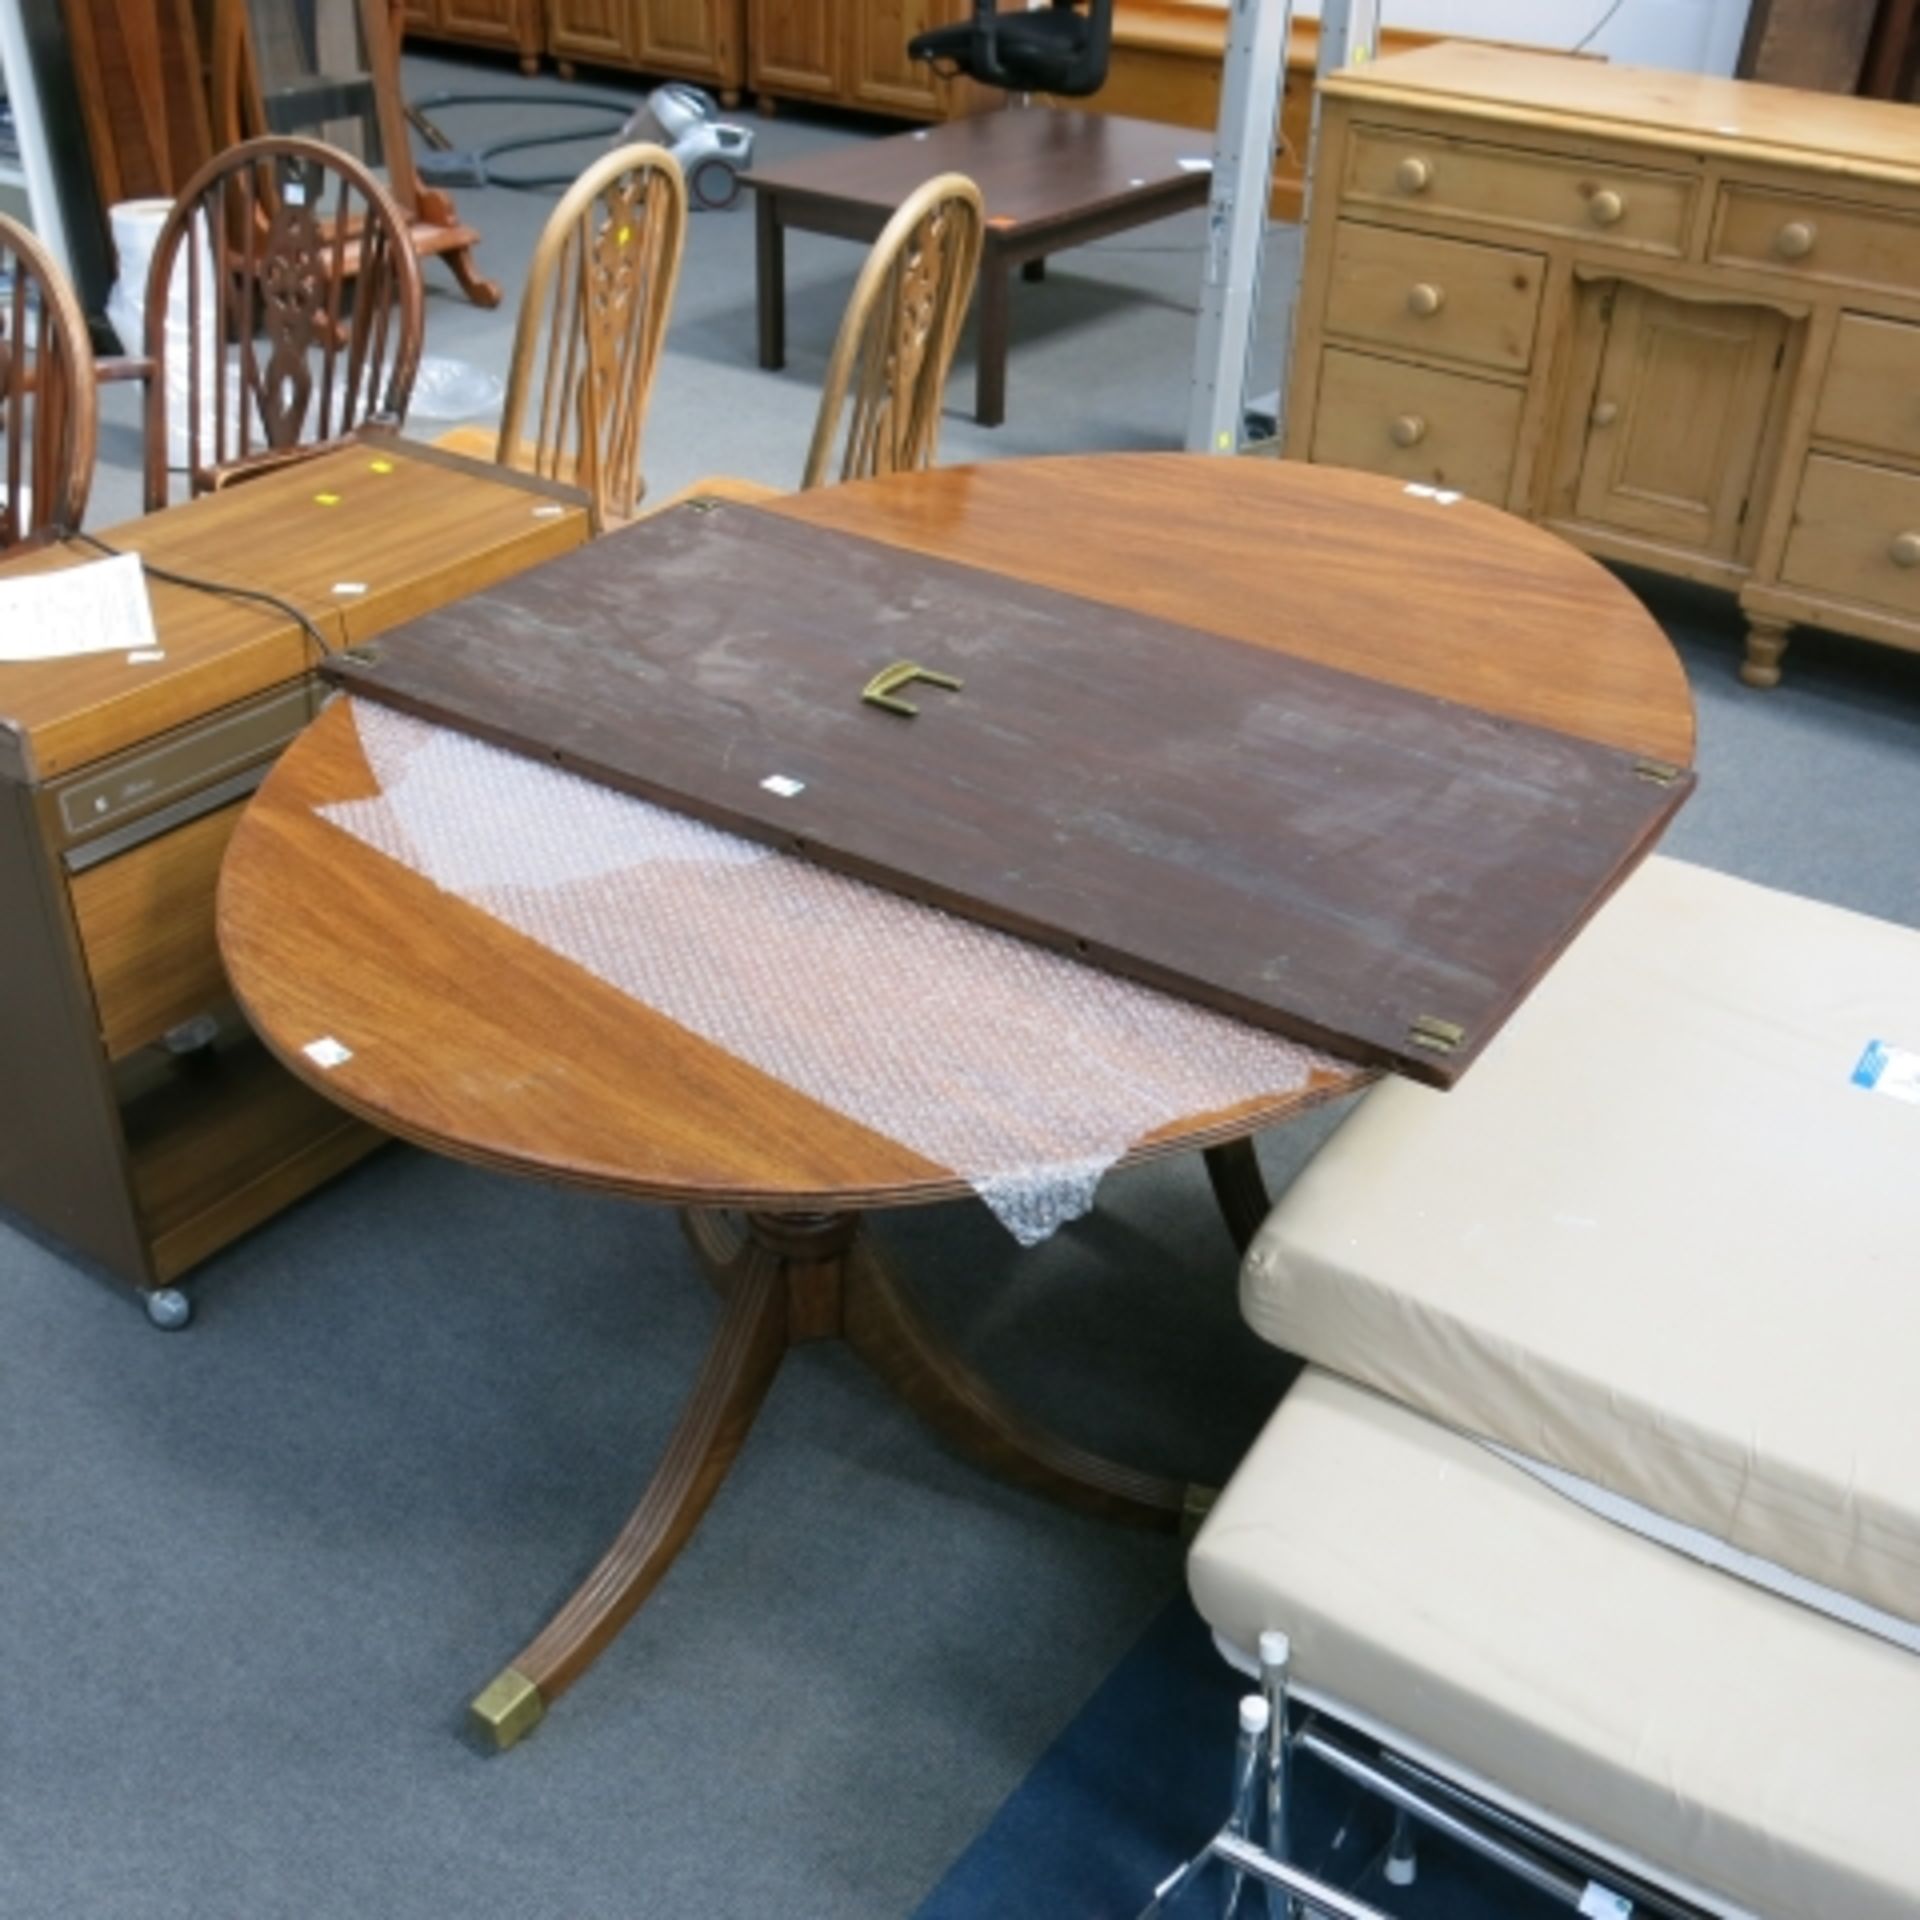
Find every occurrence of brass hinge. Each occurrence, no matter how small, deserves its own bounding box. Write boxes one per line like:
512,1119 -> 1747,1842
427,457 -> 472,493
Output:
1633,756 -> 1684,785
1408,1014 -> 1466,1054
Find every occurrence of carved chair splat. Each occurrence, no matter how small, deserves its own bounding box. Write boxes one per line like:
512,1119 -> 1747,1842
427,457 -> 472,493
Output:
802,173 -> 984,491
497,145 -> 688,532
140,136 -> 424,510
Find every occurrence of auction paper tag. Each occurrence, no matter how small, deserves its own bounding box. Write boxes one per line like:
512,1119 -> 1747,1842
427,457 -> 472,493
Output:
1577,1888 -> 1631,1920
1852,1039 -> 1920,1105
0,552 -> 159,663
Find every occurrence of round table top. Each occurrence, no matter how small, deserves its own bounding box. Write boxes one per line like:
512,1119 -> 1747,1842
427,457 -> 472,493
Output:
218,453 -> 1695,1210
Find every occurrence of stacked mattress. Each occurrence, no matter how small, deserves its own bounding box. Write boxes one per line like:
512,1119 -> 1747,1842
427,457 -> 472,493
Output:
1190,857 -> 1920,1918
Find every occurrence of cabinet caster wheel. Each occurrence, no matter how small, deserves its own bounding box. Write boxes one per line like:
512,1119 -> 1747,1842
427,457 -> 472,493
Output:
145,1288 -> 192,1331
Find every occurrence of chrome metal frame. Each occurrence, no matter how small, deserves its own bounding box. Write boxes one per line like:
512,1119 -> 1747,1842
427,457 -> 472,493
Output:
1140,1631 -> 1721,1920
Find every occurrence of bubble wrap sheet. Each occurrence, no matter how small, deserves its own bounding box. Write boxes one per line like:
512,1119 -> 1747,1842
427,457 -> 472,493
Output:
323,702 -> 1336,1243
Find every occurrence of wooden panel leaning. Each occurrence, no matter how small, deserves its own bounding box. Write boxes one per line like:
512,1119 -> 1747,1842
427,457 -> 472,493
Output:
496,144 -> 689,532
801,172 -> 984,490
141,136 -> 426,510
0,216 -> 99,552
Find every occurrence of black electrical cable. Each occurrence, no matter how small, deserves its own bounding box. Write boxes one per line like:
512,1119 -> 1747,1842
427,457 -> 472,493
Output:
58,526 -> 337,662
1571,0 -> 1630,54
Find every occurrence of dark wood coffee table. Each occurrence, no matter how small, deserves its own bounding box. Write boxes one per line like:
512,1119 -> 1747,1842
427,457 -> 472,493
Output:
744,109 -> 1213,427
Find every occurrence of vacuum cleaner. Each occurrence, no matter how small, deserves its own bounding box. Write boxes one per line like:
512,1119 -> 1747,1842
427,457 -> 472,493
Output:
411,81 -> 754,209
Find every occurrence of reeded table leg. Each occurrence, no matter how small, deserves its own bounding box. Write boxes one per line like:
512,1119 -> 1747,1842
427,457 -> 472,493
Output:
471,1206 -> 1196,1746
469,1233 -> 790,1751
841,1225 -> 1194,1530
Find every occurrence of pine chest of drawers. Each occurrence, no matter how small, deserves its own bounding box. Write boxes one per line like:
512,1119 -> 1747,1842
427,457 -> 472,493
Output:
1286,44 -> 1920,686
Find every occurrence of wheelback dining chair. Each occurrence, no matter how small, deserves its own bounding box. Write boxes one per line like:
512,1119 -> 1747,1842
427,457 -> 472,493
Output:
138,135 -> 425,509
488,143 -> 688,532
801,172 -> 985,491
0,215 -> 99,551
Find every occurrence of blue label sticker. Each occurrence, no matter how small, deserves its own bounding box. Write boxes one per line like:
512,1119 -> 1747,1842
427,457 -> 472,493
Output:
1853,1039 -> 1889,1090
1853,1038 -> 1920,1106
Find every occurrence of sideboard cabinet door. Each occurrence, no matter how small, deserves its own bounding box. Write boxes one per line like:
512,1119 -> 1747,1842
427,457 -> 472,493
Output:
1566,281 -> 1792,562
548,0 -> 634,65
750,0 -> 841,98
846,0 -> 962,115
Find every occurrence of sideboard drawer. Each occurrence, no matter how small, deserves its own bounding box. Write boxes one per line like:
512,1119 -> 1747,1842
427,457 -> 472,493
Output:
1324,222 -> 1545,374
1310,348 -> 1525,503
1812,314 -> 1920,462
1712,187 -> 1920,301
70,799 -> 245,1063
1781,455 -> 1920,618
1344,124 -> 1694,257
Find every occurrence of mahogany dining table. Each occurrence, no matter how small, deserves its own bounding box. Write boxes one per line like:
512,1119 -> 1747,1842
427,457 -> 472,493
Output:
216,453 -> 1696,1749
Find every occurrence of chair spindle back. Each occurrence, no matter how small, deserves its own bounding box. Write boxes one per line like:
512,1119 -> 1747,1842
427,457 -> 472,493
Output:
142,134 -> 424,509
802,173 -> 984,491
497,143 -> 688,531
0,215 -> 98,550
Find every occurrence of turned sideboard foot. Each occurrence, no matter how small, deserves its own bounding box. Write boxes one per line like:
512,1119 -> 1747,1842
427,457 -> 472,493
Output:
1741,616 -> 1792,689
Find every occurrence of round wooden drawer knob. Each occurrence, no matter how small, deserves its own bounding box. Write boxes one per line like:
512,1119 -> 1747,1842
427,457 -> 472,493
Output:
1406,282 -> 1445,317
1390,414 -> 1428,448
1395,156 -> 1432,193
1891,532 -> 1920,568
1591,400 -> 1620,427
1776,220 -> 1817,260
1588,188 -> 1626,227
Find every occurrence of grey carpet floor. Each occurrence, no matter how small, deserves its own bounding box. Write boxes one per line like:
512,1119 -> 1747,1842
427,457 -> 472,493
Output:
10,49 -> 1920,1920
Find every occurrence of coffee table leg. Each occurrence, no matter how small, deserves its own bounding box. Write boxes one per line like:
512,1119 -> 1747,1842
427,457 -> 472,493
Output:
975,248 -> 1010,427
756,192 -> 785,370
467,1231 -> 792,1752
841,1223 -> 1194,1530
1202,1139 -> 1274,1256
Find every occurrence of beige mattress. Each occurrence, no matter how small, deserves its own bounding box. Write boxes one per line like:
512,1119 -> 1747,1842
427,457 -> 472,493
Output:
1190,1368 -> 1920,1920
1242,856 -> 1920,1621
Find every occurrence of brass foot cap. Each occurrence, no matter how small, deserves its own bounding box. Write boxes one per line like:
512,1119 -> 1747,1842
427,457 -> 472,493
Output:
470,1667 -> 546,1752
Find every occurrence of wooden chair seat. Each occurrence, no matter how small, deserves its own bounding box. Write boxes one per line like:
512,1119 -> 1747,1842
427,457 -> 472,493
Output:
434,426 -> 627,515
432,435 -> 779,525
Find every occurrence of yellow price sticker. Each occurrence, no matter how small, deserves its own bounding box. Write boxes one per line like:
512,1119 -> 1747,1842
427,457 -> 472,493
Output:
369,458 -> 394,474
314,491 -> 342,507
618,225 -> 631,245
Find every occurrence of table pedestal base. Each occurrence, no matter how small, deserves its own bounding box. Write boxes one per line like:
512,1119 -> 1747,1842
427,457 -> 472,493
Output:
467,1185 -> 1249,1750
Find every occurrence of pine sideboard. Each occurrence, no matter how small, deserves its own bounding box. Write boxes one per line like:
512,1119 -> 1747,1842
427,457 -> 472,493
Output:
1286,44 -> 1920,686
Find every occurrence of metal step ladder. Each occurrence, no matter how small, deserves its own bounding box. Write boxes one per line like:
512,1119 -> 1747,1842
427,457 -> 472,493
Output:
1185,0 -> 1382,455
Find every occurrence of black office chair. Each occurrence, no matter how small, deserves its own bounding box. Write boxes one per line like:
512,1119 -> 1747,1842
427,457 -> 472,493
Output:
908,0 -> 1114,97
